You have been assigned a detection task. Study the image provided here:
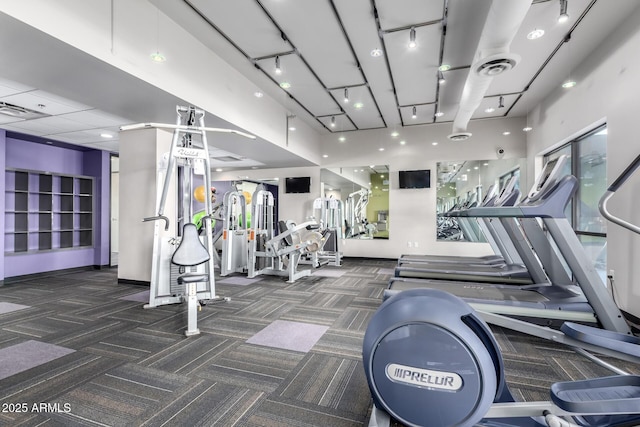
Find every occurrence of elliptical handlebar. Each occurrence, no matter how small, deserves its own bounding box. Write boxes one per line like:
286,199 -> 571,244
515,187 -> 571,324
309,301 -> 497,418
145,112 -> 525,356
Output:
598,153 -> 640,235
143,215 -> 169,231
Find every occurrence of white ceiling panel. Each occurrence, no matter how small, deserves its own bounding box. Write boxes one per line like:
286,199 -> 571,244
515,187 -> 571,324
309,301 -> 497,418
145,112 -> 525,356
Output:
1,123 -> 48,136
384,23 -> 441,106
0,90 -> 89,116
257,54 -> 341,117
441,0 -> 491,70
318,114 -> 357,133
400,104 -> 436,126
48,129 -> 118,144
83,140 -> 120,152
376,0 -> 444,30
61,110 -> 132,128
334,0 -> 398,126
329,85 -> 384,129
188,0 -> 292,58
470,94 -> 519,121
261,0 -> 363,88
0,115 -> 26,125
0,77 -> 34,97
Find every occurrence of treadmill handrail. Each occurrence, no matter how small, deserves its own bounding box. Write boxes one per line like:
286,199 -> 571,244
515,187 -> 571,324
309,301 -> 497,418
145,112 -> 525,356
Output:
457,176 -> 577,219
598,153 -> 640,235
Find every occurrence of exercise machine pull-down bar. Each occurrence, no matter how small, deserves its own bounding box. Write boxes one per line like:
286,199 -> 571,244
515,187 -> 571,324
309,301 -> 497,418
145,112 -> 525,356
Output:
121,105 -> 255,336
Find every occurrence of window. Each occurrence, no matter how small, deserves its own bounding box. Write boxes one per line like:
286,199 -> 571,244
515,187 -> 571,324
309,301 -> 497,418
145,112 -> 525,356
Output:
543,124 -> 607,281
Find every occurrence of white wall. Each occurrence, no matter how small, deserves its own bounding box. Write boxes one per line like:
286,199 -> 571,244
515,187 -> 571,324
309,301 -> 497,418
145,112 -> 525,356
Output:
527,6 -> 640,318
118,128 -> 175,282
319,117 -> 528,259
0,0 -> 321,164
214,166 -> 322,225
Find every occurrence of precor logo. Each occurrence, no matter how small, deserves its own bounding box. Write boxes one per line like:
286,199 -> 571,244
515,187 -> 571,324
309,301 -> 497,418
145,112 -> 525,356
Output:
385,363 -> 463,392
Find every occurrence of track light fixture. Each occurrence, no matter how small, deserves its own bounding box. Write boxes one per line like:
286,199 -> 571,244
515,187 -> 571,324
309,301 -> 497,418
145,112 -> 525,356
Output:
344,88 -> 349,103
408,27 -> 417,49
438,71 -> 445,85
412,106 -> 417,119
275,56 -> 282,75
498,96 -> 505,108
558,0 -> 569,23
330,116 -> 336,127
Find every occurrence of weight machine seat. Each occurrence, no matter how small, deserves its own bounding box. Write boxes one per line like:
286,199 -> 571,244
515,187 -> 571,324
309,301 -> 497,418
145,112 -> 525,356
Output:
172,223 -> 210,284
278,220 -> 294,245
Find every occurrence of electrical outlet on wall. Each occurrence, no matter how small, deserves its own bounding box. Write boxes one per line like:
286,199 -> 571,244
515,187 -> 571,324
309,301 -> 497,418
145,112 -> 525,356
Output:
414,242 -> 419,248
407,241 -> 412,248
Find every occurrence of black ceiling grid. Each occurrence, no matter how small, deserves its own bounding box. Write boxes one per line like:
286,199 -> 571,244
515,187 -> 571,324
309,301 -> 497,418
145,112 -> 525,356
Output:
504,0 -> 598,117
328,0 -> 387,131
183,0 -> 338,132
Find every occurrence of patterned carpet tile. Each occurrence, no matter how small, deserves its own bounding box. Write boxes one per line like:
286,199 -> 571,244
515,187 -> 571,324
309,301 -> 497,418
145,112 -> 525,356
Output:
84,328 -> 180,361
312,329 -> 365,359
48,319 -> 139,350
233,298 -> 294,321
196,342 -> 305,393
138,334 -> 236,375
333,308 -> 377,332
141,380 -> 264,427
280,305 -> 342,326
275,353 -> 370,415
197,316 -> 272,340
245,395 -> 366,427
0,352 -> 123,425
303,292 -> 356,310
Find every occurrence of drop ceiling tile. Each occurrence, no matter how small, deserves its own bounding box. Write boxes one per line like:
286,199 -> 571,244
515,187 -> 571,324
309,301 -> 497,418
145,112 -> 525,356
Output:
0,77 -> 34,97
1,90 -> 90,115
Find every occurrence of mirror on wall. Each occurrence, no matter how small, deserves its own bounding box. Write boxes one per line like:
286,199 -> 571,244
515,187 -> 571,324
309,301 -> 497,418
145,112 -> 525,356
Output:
436,158 -> 526,241
320,166 -> 390,239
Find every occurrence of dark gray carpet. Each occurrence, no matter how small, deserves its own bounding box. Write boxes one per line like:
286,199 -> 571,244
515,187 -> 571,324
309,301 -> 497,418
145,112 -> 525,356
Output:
0,259 -> 638,426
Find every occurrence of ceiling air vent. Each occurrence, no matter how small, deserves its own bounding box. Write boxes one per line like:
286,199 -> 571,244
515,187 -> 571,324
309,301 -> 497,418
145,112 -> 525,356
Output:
473,53 -> 520,77
448,132 -> 472,141
0,102 -> 49,120
211,155 -> 243,162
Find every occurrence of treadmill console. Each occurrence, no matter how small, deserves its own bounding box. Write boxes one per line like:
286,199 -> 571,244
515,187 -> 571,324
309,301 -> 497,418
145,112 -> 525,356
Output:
526,155 -> 568,202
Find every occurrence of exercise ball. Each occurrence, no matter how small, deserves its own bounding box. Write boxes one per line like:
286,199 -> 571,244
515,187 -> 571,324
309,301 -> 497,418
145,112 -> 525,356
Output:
194,186 -> 206,203
243,191 -> 252,205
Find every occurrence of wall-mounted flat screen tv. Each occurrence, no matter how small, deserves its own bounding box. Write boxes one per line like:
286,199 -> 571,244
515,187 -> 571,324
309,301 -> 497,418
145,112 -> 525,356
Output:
285,176 -> 311,193
399,169 -> 431,189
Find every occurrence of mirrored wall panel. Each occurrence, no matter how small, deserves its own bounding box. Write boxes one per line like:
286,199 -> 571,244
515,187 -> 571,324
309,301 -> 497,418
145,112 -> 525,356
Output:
320,166 -> 389,239
436,158 -> 526,241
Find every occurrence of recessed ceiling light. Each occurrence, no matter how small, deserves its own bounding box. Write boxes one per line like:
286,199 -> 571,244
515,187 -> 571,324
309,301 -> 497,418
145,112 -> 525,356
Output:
483,163 -> 489,166
466,169 -> 471,172
432,142 -> 438,146
474,166 -> 479,170
150,52 -> 166,62
439,64 -> 451,72
523,126 -> 533,132
45,141 -> 53,145
485,107 -> 495,113
339,136 -> 346,142
354,102 -> 364,109
502,131 -> 511,136
391,131 -> 399,137
527,28 -> 545,40
378,148 -> 385,151
100,133 -> 113,139
279,81 -> 291,89
434,111 -> 444,117
322,154 -> 328,158
399,140 -> 406,145
254,91 -> 264,98
370,48 -> 383,57
215,168 -> 223,172
288,126 -> 296,131
562,80 -> 577,89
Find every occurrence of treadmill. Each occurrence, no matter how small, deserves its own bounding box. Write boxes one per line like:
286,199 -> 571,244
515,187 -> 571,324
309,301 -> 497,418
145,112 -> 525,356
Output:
387,157 -> 630,333
399,181 -> 523,267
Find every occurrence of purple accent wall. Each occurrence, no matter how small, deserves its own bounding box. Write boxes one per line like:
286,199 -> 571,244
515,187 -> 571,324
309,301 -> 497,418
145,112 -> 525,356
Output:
83,150 -> 110,266
0,130 -> 6,281
2,131 -> 111,279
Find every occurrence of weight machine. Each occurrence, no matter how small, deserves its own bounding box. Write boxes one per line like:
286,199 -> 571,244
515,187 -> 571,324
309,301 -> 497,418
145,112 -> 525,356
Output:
308,197 -> 343,266
248,189 -> 323,283
345,188 -> 371,238
121,105 -> 255,335
219,190 -> 248,276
